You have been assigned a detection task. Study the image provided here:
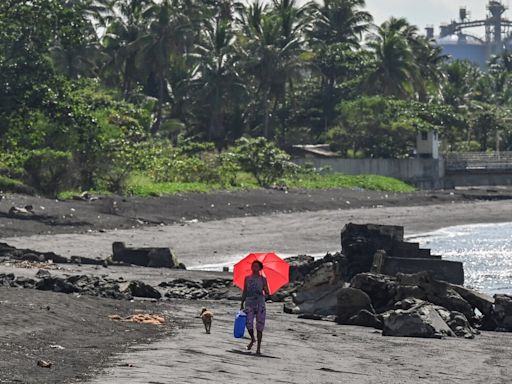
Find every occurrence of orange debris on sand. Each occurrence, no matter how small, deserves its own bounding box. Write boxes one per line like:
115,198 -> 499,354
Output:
109,314 -> 165,325
14,261 -> 62,270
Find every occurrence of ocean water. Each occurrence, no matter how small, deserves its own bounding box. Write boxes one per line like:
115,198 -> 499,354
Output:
408,222 -> 512,295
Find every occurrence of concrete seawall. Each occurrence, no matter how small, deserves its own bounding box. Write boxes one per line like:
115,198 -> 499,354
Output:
295,157 -> 512,189
294,158 -> 445,189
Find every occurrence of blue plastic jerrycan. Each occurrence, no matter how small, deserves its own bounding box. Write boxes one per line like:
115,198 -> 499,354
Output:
234,310 -> 247,338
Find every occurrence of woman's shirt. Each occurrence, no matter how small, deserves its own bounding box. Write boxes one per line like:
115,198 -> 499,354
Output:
245,275 -> 267,306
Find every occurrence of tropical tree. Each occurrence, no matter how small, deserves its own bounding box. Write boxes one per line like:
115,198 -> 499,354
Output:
238,1 -> 306,138
366,22 -> 417,97
306,0 -> 372,132
101,0 -> 150,98
309,0 -> 372,47
136,0 -> 196,134
189,16 -> 246,143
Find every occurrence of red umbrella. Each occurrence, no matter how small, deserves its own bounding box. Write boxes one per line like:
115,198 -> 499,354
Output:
233,252 -> 289,295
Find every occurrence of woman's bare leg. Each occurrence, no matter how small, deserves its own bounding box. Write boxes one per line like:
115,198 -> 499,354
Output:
247,329 -> 255,350
256,331 -> 263,355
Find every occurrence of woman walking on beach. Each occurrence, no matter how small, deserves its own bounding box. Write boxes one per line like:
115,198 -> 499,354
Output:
240,260 -> 270,355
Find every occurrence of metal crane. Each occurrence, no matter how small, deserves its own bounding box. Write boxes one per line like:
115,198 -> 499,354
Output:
438,1 -> 512,55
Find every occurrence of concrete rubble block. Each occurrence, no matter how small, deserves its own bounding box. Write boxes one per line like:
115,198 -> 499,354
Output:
381,257 -> 464,286
341,223 -> 404,278
112,242 -> 183,269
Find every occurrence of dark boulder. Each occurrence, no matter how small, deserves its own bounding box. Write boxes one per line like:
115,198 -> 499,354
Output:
336,288 -> 374,324
12,277 -> 36,289
348,309 -> 383,329
451,285 -> 494,317
36,277 -> 79,294
491,294 -> 512,331
21,253 -> 45,262
350,273 -> 404,313
445,311 -> 478,339
396,272 -> 473,320
124,280 -> 161,299
382,300 -> 455,338
36,269 -> 51,278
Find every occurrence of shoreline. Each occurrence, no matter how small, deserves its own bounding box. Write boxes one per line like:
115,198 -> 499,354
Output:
2,199 -> 512,270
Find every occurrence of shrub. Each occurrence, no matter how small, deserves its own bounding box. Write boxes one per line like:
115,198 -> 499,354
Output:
24,149 -> 72,196
230,137 -> 296,187
0,175 -> 34,195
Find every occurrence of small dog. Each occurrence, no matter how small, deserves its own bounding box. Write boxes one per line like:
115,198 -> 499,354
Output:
200,307 -> 213,334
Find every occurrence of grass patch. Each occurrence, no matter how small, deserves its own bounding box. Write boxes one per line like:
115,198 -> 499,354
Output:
0,175 -> 34,194
128,180 -> 220,196
60,173 -> 415,198
286,173 -> 415,193
57,190 -> 112,200
126,174 -> 222,196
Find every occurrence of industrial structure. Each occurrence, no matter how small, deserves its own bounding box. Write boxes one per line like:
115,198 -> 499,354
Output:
431,1 -> 512,68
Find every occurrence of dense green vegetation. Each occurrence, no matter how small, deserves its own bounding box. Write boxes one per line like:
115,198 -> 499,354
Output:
1,0 -> 512,196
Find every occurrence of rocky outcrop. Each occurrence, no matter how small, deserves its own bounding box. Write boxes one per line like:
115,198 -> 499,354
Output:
0,242 -> 71,264
112,242 -> 185,269
0,242 -> 105,266
0,273 -> 36,288
35,274 -> 133,300
159,278 -> 238,300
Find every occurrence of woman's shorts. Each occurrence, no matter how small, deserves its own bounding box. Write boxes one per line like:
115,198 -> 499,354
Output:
245,302 -> 266,332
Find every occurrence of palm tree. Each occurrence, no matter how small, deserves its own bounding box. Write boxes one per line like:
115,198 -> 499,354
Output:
307,0 -> 372,131
136,0 -> 196,134
238,1 -> 306,138
101,0 -> 150,97
309,0 -> 372,47
366,19 -> 419,98
49,0 -> 107,79
412,36 -> 446,101
442,60 -> 481,107
189,17 -> 246,142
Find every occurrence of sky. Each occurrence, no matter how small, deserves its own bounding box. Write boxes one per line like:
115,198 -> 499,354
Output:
366,0 -> 504,37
